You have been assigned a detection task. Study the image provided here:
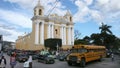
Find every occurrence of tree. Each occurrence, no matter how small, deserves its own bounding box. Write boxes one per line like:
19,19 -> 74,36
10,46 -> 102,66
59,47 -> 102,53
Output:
74,39 -> 88,45
83,36 -> 91,44
75,22 -> 119,50
74,30 -> 81,41
90,33 -> 102,45
90,22 -> 119,50
99,23 -> 112,34
74,30 -> 82,45
114,38 -> 120,49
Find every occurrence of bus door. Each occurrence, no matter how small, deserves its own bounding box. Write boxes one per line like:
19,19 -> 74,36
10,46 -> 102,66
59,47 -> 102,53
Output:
85,49 -> 94,62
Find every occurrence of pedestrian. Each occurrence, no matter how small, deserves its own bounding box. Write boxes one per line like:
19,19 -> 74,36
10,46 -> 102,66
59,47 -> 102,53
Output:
55,51 -> 59,59
0,56 -> 7,68
28,56 -> 32,68
0,51 -> 3,59
10,54 -> 17,68
111,53 -> 114,61
12,52 -> 16,57
23,61 -> 29,68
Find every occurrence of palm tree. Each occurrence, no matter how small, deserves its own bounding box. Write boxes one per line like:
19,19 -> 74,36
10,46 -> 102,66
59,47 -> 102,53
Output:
99,22 -> 112,34
99,22 -> 114,49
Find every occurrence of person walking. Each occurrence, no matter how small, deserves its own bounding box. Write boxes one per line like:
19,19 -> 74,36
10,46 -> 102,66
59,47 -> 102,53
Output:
28,56 -> 32,68
10,54 -> 16,68
12,52 -> 16,57
111,53 -> 114,61
0,56 -> 6,68
23,61 -> 29,68
0,51 -> 3,59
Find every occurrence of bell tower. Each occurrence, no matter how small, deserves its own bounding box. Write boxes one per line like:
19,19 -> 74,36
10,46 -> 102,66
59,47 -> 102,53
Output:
64,10 -> 72,22
34,0 -> 44,16
32,0 -> 45,45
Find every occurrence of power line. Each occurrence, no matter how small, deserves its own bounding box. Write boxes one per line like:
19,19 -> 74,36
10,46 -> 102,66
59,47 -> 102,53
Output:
47,0 -> 72,17
47,0 -> 60,16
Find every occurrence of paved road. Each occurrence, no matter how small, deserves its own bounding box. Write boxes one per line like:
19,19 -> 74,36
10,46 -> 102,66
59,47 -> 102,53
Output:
3,53 -> 120,68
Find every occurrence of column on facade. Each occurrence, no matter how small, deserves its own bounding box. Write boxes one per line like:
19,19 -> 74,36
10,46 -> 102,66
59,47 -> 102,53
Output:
35,22 -> 39,44
40,22 -> 44,44
47,23 -> 50,38
70,27 -> 72,45
71,27 -> 74,45
68,26 -> 71,45
60,25 -> 64,45
50,24 -> 52,38
62,26 -> 65,45
51,23 -> 54,38
63,26 -> 66,45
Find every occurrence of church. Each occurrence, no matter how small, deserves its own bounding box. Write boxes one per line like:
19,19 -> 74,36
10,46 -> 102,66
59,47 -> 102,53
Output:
16,0 -> 74,50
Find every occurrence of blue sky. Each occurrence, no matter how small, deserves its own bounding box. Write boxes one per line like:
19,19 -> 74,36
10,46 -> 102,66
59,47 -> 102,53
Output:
0,0 -> 120,42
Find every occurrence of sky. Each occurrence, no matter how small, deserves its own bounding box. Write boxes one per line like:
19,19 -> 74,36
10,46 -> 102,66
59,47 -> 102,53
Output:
0,0 -> 120,42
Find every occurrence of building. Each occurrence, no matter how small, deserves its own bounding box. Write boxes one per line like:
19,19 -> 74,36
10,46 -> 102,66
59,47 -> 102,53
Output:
16,0 -> 74,50
0,35 -> 3,50
0,35 -> 3,41
0,35 -> 15,51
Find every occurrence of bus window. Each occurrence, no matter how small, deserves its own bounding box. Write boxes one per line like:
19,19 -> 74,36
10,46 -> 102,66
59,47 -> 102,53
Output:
71,49 -> 78,53
78,48 -> 87,53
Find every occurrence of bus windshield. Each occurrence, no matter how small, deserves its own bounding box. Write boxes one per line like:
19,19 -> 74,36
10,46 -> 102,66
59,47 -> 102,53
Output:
71,48 -> 87,53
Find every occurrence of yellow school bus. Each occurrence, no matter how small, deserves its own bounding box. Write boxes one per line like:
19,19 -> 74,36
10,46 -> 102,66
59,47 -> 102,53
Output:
66,45 -> 106,67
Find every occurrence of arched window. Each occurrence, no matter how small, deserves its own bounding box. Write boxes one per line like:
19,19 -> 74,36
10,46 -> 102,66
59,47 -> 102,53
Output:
39,9 -> 42,15
70,17 -> 72,21
55,29 -> 58,34
39,22 -> 42,25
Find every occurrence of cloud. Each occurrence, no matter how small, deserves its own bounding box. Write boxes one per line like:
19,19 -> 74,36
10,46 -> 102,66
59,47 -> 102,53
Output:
4,0 -> 67,16
95,0 -> 120,24
73,0 -> 120,23
4,0 -> 36,9
73,6 -> 90,23
96,0 -> 120,13
0,28 -> 12,36
84,0 -> 93,6
0,26 -> 24,42
3,29 -> 24,42
73,0 -> 120,38
0,9 -> 32,28
97,0 -> 109,5
73,0 -> 92,23
2,0 -> 67,27
0,22 -> 15,30
0,21 -> 24,42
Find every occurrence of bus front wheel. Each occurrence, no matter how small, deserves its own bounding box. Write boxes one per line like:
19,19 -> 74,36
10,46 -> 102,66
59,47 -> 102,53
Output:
67,62 -> 72,66
80,58 -> 86,67
99,56 -> 102,62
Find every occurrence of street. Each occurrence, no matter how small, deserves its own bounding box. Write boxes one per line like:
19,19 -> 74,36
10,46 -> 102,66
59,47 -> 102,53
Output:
3,53 -> 120,68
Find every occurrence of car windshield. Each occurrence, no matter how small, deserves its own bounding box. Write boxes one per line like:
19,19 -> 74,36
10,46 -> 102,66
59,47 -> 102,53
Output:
71,48 -> 87,53
59,53 -> 65,56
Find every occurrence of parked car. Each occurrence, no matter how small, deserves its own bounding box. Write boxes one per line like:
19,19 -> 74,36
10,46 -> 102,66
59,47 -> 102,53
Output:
16,54 -> 28,62
26,51 -> 39,60
7,49 -> 14,56
58,53 -> 69,61
38,53 -> 55,64
32,54 -> 39,60
7,51 -> 11,56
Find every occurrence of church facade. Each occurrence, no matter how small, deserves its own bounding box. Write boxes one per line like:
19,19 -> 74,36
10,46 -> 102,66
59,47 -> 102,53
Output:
16,1 -> 74,50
